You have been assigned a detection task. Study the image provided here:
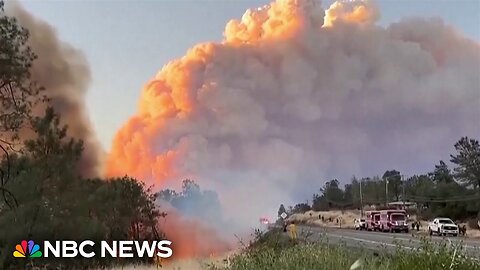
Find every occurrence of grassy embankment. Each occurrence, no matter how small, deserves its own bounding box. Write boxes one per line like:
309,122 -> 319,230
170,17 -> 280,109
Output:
207,228 -> 480,270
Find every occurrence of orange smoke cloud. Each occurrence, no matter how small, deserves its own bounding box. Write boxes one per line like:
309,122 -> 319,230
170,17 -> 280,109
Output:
224,0 -> 323,44
106,0 -> 326,184
107,115 -> 179,183
105,1 -> 378,258
324,0 -> 379,27
106,0 -> 480,259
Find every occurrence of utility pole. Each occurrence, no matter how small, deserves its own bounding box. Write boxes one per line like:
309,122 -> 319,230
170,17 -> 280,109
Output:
385,177 -> 389,207
402,175 -> 405,210
360,179 -> 364,217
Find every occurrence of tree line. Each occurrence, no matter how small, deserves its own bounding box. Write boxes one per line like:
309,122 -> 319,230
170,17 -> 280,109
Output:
283,136 -> 480,222
0,2 -> 164,269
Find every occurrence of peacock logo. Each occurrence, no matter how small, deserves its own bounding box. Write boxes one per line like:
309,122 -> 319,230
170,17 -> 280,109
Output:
13,240 -> 42,258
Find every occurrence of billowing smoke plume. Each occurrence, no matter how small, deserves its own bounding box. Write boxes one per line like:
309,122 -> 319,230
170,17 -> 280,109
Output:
107,0 -> 479,246
7,2 -> 104,177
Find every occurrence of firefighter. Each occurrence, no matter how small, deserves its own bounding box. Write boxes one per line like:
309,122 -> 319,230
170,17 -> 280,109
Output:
461,225 -> 467,236
288,221 -> 297,240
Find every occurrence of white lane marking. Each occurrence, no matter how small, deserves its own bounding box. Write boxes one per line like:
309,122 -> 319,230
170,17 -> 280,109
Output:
298,227 -> 480,261
325,233 -> 414,250
303,227 -> 478,250
336,230 -> 478,250
325,232 -> 479,262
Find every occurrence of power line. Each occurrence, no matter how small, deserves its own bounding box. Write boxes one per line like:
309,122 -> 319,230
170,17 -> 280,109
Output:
314,194 -> 480,207
405,195 -> 480,203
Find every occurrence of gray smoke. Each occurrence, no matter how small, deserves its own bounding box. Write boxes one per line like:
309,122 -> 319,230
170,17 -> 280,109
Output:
107,0 -> 480,228
6,2 -> 104,177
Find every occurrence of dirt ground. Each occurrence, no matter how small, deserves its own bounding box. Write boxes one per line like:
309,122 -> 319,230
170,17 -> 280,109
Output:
286,210 -> 480,238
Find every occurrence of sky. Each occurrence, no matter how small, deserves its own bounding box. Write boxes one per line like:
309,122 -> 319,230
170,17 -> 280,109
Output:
17,0 -> 480,152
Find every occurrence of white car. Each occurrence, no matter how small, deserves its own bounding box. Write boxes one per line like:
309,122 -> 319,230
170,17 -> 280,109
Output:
354,218 -> 367,230
428,217 -> 459,236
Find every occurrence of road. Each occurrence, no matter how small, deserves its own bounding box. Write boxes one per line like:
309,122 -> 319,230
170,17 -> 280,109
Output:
296,226 -> 480,258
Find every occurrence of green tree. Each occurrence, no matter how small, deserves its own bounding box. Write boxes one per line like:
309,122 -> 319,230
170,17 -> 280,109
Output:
383,170 -> 402,202
0,109 -> 163,269
158,179 -> 222,224
292,202 -> 311,213
0,1 -> 43,134
0,0 -> 44,210
313,179 -> 347,211
0,108 -> 86,268
430,160 -> 454,183
450,137 -> 480,188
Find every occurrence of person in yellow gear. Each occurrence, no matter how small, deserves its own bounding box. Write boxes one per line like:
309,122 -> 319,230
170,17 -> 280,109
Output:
288,221 -> 297,240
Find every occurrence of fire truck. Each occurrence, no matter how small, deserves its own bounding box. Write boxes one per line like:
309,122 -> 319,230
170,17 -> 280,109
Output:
378,209 -> 409,233
365,211 -> 380,231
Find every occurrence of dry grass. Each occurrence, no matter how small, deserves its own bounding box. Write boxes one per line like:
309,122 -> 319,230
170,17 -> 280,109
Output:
286,210 -> 360,228
209,229 -> 480,270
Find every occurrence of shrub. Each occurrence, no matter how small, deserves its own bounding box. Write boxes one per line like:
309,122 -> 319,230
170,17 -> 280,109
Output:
209,228 -> 480,270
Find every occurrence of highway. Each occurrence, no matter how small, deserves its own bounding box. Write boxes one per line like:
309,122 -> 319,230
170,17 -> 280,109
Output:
296,226 -> 480,258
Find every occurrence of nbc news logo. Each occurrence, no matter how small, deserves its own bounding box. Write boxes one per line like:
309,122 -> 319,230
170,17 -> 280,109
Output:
12,239 -> 173,258
13,240 -> 42,258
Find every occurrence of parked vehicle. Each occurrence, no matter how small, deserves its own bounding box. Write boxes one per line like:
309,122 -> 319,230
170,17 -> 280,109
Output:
373,214 -> 381,231
379,209 -> 409,233
428,218 -> 459,236
365,211 -> 380,231
354,218 -> 367,230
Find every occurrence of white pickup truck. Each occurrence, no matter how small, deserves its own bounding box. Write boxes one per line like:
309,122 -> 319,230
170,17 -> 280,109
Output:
428,217 -> 459,237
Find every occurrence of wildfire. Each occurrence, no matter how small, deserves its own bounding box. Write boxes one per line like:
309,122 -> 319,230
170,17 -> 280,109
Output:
105,0 -> 479,259
106,0 -> 377,186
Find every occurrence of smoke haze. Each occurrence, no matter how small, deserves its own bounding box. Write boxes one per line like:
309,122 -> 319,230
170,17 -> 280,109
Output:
107,0 -> 479,230
7,0 -> 478,259
6,2 -> 104,177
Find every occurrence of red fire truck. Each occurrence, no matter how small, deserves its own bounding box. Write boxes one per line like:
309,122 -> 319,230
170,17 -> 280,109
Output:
365,211 -> 380,231
379,209 -> 409,233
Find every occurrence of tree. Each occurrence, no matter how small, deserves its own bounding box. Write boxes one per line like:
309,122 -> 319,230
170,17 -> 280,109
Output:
0,109 -> 163,269
430,160 -> 454,183
0,0 -> 44,210
157,188 -> 178,202
313,179 -> 347,211
450,137 -> 480,189
0,108 -> 86,268
278,204 -> 286,217
182,178 -> 201,197
158,179 -> 223,225
292,203 -> 311,213
0,1 -> 43,133
383,170 -> 402,202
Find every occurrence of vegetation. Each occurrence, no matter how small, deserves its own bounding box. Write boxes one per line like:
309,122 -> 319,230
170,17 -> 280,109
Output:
157,179 -> 222,223
0,3 -> 164,269
2,1 -> 479,269
280,137 -> 480,222
210,228 -> 480,270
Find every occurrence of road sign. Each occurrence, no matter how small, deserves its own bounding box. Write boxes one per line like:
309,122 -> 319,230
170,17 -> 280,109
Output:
280,212 -> 287,219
